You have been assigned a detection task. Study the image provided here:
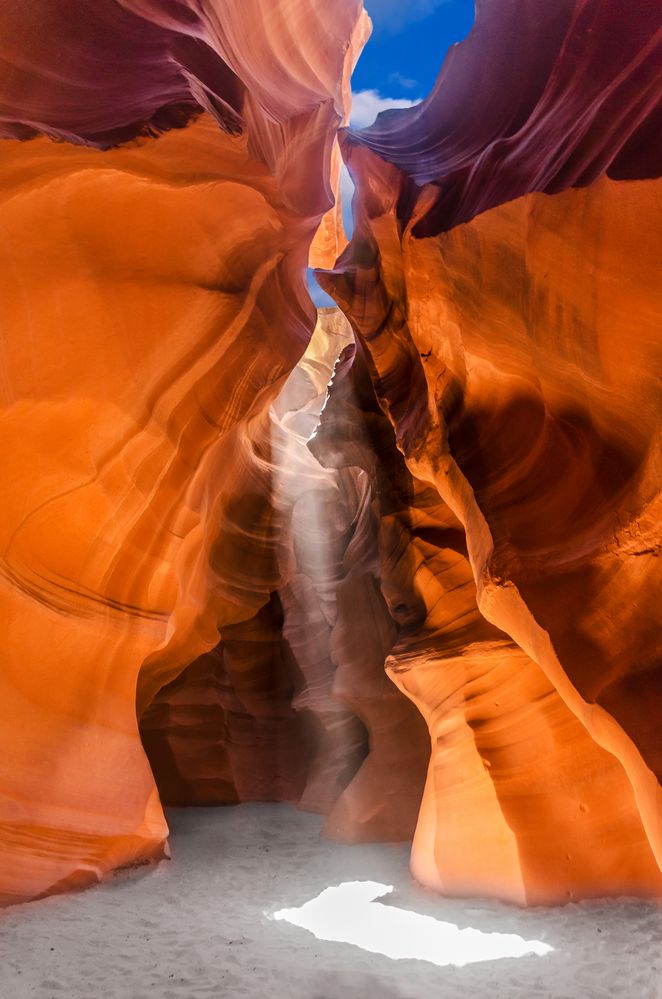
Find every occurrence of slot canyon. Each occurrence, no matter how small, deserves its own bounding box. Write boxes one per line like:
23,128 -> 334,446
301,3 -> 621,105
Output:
0,0 -> 660,995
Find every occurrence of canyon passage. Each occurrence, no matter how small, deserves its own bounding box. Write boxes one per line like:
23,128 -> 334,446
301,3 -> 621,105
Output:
0,1 -> 660,993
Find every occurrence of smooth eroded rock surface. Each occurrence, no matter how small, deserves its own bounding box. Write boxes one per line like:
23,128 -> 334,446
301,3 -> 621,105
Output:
318,0 -> 662,903
0,0 -> 367,905
0,0 -> 659,909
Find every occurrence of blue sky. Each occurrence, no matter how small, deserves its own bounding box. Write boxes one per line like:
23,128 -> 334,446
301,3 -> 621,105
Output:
353,1 -> 475,105
308,0 -> 476,305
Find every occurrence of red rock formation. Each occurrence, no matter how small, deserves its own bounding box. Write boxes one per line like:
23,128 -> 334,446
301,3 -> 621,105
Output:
318,0 -> 662,902
1,0 -> 660,911
0,0 -> 368,906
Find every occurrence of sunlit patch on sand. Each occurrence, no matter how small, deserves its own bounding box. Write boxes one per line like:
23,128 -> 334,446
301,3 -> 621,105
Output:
271,881 -> 554,967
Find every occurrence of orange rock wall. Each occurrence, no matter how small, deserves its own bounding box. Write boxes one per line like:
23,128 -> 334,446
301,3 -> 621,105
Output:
320,152 -> 662,902
315,0 -> 662,905
0,0 -> 660,910
0,0 -> 367,905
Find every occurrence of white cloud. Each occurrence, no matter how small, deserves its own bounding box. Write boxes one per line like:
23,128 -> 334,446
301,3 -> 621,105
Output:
388,71 -> 418,90
350,89 -> 420,129
366,0 -> 451,32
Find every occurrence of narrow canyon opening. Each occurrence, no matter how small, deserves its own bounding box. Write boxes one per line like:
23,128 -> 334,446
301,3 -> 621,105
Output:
0,0 -> 660,994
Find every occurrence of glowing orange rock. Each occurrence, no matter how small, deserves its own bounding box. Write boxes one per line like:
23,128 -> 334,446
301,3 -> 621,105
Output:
0,0 -> 366,905
320,156 -> 662,902
316,0 -> 662,905
1,0 -> 660,911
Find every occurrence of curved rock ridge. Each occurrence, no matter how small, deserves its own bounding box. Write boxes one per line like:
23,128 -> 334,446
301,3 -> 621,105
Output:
317,0 -> 662,903
319,156 -> 662,901
344,0 -> 662,235
312,320 -> 662,905
0,0 -> 368,906
1,0 -> 660,912
0,0 -> 369,268
0,0 -> 363,146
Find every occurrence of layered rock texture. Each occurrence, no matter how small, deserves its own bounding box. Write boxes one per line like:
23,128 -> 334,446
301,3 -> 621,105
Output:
318,0 -> 662,903
0,0 -> 374,905
0,0 -> 660,909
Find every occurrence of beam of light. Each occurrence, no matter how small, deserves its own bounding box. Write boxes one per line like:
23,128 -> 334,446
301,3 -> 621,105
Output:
271,881 -> 554,967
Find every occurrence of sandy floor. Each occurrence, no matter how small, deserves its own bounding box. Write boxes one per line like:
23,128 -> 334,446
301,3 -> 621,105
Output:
1,804 -> 660,999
